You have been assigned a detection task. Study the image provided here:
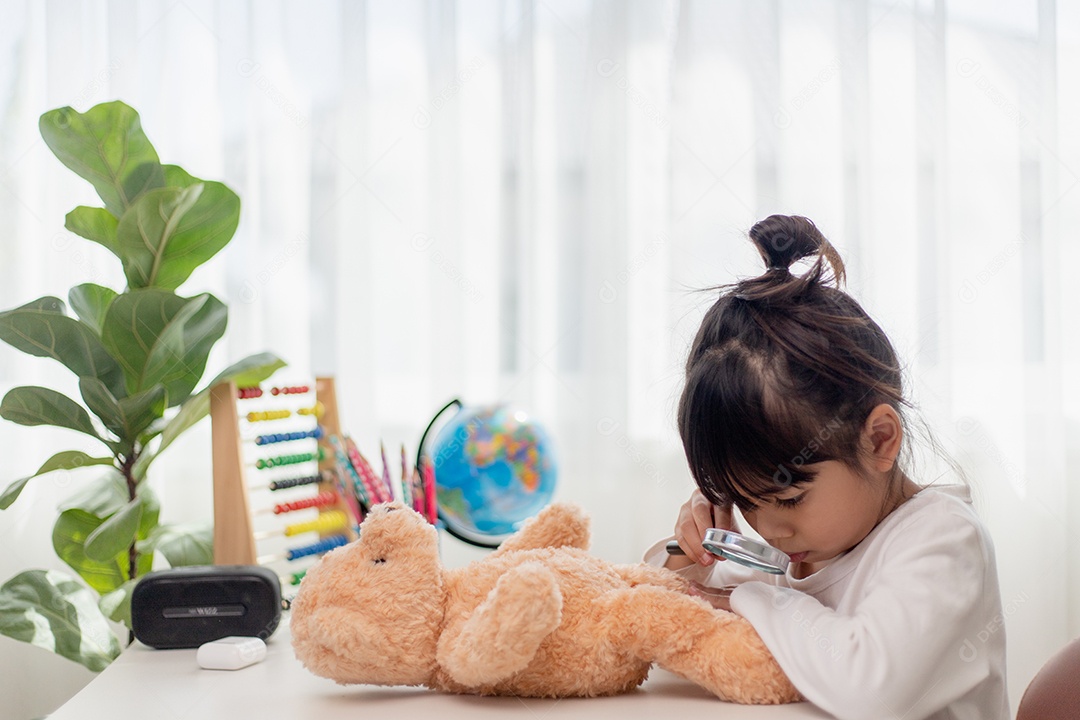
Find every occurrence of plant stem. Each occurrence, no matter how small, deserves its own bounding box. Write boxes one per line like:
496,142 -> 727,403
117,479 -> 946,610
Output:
121,453 -> 138,582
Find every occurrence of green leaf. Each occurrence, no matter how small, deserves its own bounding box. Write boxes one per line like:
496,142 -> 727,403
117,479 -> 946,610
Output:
131,352 -> 286,480
100,289 -> 226,405
101,290 -> 202,397
77,377 -> 125,439
0,451 -> 114,510
84,499 -> 142,562
58,469 -> 129,518
117,385 -> 167,440
162,164 -> 201,188
69,283 -> 118,335
99,579 -> 137,625
0,569 -> 121,671
137,522 -> 213,567
165,294 -> 228,404
80,378 -> 166,442
136,416 -> 168,447
135,490 -> 159,579
0,297 -> 125,395
205,351 -> 288,389
57,471 -> 157,579
52,509 -> 128,594
39,102 -> 164,217
117,182 -> 240,290
65,207 -> 120,256
137,488 -> 160,538
0,387 -> 111,449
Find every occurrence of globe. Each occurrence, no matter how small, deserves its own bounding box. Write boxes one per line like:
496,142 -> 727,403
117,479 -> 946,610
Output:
430,404 -> 558,547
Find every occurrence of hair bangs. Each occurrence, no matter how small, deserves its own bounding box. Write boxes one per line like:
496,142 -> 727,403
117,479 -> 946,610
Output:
679,347 -> 843,510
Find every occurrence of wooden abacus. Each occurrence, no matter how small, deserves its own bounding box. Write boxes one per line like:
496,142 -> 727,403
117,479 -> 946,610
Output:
210,376 -> 357,585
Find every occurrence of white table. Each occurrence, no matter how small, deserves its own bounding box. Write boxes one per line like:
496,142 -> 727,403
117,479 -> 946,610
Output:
49,620 -> 832,719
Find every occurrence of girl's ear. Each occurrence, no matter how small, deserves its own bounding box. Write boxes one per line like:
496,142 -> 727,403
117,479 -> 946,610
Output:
861,404 -> 903,472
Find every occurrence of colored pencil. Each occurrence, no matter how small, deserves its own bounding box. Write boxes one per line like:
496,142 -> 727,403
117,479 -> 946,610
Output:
345,437 -> 392,504
328,435 -> 371,510
421,455 -> 437,524
329,466 -> 364,528
384,441 -> 409,507
401,445 -> 419,513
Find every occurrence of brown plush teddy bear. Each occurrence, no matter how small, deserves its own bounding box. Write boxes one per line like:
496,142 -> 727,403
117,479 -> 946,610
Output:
290,502 -> 799,704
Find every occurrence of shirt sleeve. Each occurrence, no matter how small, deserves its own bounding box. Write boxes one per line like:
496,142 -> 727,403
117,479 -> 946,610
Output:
729,511 -> 996,720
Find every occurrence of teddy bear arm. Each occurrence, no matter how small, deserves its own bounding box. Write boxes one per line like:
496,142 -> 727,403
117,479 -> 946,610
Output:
612,562 -> 690,592
488,502 -> 590,557
596,585 -> 800,704
437,562 -> 563,688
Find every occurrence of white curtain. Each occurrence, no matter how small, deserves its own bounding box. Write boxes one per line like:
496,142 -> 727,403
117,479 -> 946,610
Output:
0,1 -> 1076,716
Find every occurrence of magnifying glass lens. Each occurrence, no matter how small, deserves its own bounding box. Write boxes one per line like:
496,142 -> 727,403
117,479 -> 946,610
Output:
701,530 -> 790,575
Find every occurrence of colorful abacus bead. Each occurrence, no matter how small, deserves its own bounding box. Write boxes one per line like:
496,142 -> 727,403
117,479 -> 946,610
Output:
255,448 -> 326,470
272,491 -> 339,515
282,511 -> 349,537
297,402 -> 324,418
286,534 -> 348,561
254,427 -> 324,446
271,385 -> 310,396
237,386 -> 264,399
246,409 -> 291,422
268,474 -> 323,491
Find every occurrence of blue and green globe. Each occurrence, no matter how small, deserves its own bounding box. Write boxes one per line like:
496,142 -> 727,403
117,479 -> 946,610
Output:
430,404 -> 557,547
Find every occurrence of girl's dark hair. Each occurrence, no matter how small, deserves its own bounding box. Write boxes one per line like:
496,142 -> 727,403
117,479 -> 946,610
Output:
678,215 -> 908,510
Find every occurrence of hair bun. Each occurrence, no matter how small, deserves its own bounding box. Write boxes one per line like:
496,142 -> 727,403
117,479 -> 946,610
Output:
748,214 -> 845,284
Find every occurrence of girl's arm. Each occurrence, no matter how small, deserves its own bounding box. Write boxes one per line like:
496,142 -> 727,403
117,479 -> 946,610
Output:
728,511 -> 1008,720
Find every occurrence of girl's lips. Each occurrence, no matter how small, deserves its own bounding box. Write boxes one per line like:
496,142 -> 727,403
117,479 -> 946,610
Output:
787,552 -> 808,563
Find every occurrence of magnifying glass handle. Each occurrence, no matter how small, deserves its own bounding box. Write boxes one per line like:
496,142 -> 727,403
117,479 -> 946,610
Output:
666,540 -> 685,555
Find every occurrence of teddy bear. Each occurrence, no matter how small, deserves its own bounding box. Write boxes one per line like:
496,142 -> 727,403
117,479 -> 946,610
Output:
290,501 -> 799,704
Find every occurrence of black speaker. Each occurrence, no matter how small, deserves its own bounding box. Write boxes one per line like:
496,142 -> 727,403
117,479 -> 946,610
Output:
131,565 -> 281,649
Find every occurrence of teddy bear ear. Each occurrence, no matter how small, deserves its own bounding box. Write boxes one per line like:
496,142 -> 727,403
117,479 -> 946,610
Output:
358,502 -> 439,563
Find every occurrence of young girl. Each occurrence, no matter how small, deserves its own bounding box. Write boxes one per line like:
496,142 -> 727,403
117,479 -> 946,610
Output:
651,215 -> 1008,720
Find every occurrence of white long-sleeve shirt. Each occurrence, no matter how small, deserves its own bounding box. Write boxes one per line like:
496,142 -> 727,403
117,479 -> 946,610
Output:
645,485 -> 1008,720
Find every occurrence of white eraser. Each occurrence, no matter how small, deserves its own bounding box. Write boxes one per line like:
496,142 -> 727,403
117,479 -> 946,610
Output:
196,636 -> 267,670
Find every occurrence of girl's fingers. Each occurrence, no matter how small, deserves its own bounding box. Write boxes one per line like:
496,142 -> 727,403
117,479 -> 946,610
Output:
712,503 -> 735,532
675,490 -> 739,567
674,491 -> 710,565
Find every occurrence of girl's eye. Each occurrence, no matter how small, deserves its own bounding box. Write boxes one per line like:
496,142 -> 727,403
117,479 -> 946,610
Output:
775,494 -> 805,509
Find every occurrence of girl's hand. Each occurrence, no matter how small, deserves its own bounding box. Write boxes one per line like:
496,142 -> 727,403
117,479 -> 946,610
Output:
666,489 -> 735,568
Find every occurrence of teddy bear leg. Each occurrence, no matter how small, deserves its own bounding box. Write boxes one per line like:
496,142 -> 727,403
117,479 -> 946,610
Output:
488,502 -> 590,557
597,585 -> 800,704
437,562 -> 563,688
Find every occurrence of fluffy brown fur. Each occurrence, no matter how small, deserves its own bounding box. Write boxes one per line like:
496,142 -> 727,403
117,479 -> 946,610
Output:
290,502 -> 799,704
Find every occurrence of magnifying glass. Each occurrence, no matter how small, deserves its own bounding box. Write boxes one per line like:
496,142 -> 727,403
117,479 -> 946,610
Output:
666,529 -> 790,575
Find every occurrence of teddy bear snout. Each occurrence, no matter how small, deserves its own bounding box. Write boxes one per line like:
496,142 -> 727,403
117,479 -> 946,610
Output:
301,606 -> 436,686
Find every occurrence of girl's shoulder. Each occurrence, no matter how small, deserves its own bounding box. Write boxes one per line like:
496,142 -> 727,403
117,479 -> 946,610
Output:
900,484 -> 980,525
876,483 -> 995,559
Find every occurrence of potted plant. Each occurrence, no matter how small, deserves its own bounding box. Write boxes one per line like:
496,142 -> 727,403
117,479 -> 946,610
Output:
0,100 -> 283,670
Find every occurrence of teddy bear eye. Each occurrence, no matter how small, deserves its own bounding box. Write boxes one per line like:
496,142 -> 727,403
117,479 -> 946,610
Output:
372,558 -> 387,565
